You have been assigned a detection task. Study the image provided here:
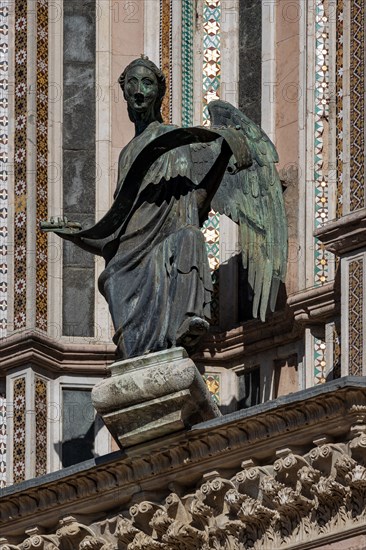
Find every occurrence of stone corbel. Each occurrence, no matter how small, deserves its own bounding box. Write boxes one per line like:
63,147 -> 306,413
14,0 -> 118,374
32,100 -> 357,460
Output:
20,528 -> 59,550
287,280 -> 339,324
55,517 -> 109,550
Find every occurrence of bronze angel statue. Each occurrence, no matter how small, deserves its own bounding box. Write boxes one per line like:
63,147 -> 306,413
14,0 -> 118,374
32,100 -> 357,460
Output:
41,57 -> 287,360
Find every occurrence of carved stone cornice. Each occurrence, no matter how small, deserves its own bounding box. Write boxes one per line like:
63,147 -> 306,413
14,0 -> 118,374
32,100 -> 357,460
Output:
1,378 -> 366,549
314,208 -> 366,255
0,330 -> 115,374
287,281 -> 339,324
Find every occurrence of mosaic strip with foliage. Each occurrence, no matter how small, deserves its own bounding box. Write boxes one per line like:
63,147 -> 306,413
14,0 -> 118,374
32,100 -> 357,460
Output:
181,0 -> 194,127
160,0 -> 172,123
336,0 -> 344,218
0,1 -> 8,337
349,0 -> 365,212
14,0 -> 28,329
13,377 -> 26,483
348,259 -> 363,375
35,377 -> 47,477
35,0 -> 48,331
313,0 -> 329,287
0,393 -> 6,487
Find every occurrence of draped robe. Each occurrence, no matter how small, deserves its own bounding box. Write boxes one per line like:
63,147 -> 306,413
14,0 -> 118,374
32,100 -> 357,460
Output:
98,121 -> 213,359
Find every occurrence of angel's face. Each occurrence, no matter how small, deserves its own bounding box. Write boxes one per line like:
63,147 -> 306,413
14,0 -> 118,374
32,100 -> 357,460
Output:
124,66 -> 159,120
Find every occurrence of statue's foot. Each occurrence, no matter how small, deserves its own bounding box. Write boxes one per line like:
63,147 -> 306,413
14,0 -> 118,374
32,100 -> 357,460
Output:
177,316 -> 210,351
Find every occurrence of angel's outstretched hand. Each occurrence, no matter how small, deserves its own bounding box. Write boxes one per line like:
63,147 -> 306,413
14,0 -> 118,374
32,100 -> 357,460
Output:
40,217 -> 82,241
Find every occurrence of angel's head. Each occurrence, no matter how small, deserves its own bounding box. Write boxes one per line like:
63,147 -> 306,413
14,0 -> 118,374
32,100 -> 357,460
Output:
119,56 -> 166,124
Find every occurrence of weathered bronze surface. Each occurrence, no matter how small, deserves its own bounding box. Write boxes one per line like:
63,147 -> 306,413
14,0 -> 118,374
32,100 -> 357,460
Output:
41,57 -> 287,359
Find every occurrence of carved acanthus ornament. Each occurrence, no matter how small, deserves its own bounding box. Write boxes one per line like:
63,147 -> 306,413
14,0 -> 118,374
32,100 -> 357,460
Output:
4,439 -> 366,549
2,383 -> 366,549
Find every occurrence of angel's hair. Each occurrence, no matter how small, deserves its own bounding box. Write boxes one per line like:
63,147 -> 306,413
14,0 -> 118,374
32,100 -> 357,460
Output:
118,56 -> 166,123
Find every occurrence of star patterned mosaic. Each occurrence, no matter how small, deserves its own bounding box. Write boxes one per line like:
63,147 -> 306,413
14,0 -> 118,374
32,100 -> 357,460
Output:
35,377 -> 47,477
336,0 -> 344,218
203,373 -> 220,405
35,0 -> 48,331
313,0 -> 330,288
0,1 -> 8,338
201,0 -> 221,325
14,0 -> 27,330
0,393 -> 6,487
314,337 -> 327,385
13,377 -> 26,483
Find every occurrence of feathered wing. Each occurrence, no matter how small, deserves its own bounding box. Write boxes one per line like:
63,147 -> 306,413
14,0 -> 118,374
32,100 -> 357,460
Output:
206,100 -> 287,322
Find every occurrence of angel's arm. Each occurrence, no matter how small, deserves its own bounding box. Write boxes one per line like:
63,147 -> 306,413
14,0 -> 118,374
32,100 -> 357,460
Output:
56,233 -> 112,256
43,221 -> 114,256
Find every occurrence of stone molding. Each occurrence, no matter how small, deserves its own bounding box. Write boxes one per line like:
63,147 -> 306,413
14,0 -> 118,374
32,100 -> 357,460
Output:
0,316 -> 300,373
287,281 -> 339,324
195,311 -> 301,366
314,208 -> 366,255
0,331 -> 115,374
1,379 -> 366,548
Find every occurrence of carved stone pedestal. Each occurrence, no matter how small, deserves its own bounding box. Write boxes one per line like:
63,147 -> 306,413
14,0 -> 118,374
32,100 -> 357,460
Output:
91,347 -> 220,448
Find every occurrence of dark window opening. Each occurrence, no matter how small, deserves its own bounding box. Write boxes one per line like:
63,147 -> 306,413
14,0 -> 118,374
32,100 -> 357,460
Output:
238,367 -> 261,409
62,389 -> 95,468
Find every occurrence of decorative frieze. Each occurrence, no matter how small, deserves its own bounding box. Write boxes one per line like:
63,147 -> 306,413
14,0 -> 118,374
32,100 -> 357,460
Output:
3,436 -> 366,548
0,380 -> 365,542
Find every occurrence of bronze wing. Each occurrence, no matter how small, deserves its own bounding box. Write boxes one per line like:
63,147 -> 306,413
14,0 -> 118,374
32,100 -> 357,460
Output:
207,100 -> 288,322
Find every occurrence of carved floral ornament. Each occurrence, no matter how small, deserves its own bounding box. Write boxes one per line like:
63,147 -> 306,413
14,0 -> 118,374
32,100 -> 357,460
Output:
2,435 -> 366,550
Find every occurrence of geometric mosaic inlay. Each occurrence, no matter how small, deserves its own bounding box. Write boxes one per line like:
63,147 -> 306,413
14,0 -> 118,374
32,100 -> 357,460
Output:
35,0 -> 48,331
181,0 -> 194,127
0,0 -> 8,337
314,336 -> 327,385
336,0 -> 344,218
203,373 -> 220,405
349,259 -> 363,375
202,0 -> 221,126
349,0 -> 365,212
201,0 -> 221,325
314,0 -> 330,286
13,376 -> 26,483
35,377 -> 47,477
0,392 -> 6,487
14,0 -> 28,330
160,0 -> 172,123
